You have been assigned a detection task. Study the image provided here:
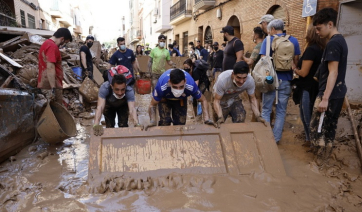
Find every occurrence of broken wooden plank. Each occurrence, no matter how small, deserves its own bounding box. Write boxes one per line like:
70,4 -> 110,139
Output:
1,76 -> 14,88
0,36 -> 21,48
0,53 -> 23,68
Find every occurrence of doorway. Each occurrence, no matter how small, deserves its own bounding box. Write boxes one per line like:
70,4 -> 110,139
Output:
227,15 -> 241,39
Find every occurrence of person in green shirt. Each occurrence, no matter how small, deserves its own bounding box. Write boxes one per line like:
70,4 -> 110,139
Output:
245,26 -> 264,69
148,34 -> 176,88
244,26 -> 264,122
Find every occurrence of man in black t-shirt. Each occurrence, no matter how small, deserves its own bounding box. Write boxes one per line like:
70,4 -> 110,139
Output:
310,8 -> 348,159
79,35 -> 94,80
208,42 -> 224,82
220,26 -> 244,71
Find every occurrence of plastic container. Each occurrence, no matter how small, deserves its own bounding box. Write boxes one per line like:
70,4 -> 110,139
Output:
135,79 -> 152,94
71,67 -> 82,80
37,102 -> 77,144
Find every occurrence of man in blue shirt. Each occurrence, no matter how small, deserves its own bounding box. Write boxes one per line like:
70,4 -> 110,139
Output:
145,69 -> 214,130
259,19 -> 301,144
200,41 -> 210,62
108,37 -> 140,84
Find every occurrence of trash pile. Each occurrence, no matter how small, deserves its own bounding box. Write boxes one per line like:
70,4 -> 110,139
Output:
0,29 -> 107,115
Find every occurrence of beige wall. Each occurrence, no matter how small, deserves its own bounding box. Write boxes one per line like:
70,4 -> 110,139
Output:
14,0 -> 40,28
171,0 -> 340,55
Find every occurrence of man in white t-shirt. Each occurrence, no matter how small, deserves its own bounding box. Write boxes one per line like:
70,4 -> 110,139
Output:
213,61 -> 267,128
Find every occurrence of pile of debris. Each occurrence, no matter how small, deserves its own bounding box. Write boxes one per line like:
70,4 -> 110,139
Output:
0,28 -> 106,116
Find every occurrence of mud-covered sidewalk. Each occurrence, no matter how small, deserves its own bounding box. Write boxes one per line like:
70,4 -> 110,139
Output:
0,95 -> 361,211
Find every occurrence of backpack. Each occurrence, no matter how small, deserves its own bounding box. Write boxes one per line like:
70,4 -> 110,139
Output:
108,65 -> 134,85
252,36 -> 279,94
194,59 -> 209,72
272,35 -> 295,71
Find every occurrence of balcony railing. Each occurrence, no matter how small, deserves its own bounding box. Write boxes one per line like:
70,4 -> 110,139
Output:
170,0 -> 192,21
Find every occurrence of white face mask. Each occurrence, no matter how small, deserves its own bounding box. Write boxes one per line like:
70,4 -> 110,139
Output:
233,79 -> 243,88
171,87 -> 184,98
113,92 -> 125,99
159,42 -> 165,48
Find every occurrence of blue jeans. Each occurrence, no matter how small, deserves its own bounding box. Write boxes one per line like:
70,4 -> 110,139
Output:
299,90 -> 312,141
262,80 -> 291,142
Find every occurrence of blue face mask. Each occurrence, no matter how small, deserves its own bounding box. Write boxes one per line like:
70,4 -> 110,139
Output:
120,45 -> 126,51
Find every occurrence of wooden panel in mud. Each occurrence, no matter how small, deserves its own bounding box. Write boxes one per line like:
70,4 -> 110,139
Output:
136,55 -> 189,72
88,123 -> 286,185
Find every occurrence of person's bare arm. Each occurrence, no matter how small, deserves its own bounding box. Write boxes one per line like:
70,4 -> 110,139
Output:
81,52 -> 87,70
295,60 -> 313,77
194,80 -> 199,86
236,50 -> 244,62
197,94 -> 210,121
249,93 -> 260,117
244,57 -> 255,65
167,59 -> 175,67
292,55 -> 300,70
127,101 -> 139,124
46,62 -> 56,88
145,97 -> 159,130
318,61 -> 339,112
213,93 -> 223,119
94,97 -> 106,125
132,60 -> 140,76
148,57 -> 153,73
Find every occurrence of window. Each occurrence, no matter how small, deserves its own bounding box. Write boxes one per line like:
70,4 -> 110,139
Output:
28,14 -> 35,29
20,10 -> 26,28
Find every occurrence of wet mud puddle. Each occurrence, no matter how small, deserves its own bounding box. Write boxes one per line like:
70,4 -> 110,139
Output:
0,97 -> 362,211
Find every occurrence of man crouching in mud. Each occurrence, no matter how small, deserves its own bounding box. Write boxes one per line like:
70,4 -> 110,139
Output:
309,8 -> 348,160
93,74 -> 142,136
145,68 -> 214,130
213,61 -> 267,128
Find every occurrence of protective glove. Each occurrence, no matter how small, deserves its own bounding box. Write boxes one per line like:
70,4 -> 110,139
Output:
204,120 -> 214,126
93,124 -> 104,136
256,116 -> 268,127
134,123 -> 144,130
214,117 -> 224,128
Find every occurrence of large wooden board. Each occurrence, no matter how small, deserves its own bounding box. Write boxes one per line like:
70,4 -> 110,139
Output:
88,123 -> 286,187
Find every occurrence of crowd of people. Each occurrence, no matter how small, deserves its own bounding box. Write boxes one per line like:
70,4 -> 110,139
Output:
37,8 -> 347,160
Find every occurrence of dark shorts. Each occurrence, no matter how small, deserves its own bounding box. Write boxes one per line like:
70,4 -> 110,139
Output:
221,100 -> 246,123
158,98 -> 187,126
103,102 -> 129,128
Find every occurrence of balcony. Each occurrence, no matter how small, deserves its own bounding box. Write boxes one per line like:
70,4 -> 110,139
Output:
170,0 -> 192,26
73,25 -> 83,34
194,0 -> 216,11
50,0 -> 71,19
130,29 -> 141,44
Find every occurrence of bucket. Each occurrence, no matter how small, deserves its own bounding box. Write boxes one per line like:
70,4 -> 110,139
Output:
71,67 -> 82,80
37,102 -> 77,144
135,79 -> 152,94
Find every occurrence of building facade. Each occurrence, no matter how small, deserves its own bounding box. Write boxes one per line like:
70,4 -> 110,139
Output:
169,0 -> 340,55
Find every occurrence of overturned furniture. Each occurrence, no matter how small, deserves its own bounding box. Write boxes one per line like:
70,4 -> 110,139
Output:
88,123 -> 286,189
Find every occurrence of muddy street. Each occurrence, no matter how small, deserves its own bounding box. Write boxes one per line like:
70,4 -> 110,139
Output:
0,94 -> 361,211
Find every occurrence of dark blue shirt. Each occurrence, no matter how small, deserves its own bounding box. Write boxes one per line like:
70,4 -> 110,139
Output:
200,48 -> 209,62
260,33 -> 301,81
153,69 -> 202,101
109,49 -> 136,76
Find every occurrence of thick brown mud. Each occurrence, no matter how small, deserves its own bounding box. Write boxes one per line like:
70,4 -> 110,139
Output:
0,94 -> 361,211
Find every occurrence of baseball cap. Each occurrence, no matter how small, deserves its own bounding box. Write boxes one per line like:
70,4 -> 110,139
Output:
86,35 -> 94,40
213,42 -> 219,46
220,26 -> 234,34
259,14 -> 274,24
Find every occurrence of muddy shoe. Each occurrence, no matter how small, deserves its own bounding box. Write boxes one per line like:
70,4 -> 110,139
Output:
101,121 -> 106,125
324,143 -> 333,160
315,146 -> 326,166
302,140 -> 311,147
